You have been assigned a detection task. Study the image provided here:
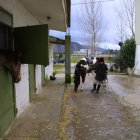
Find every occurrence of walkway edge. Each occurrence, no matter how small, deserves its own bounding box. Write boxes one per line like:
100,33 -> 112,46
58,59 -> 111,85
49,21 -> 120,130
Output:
57,84 -> 75,140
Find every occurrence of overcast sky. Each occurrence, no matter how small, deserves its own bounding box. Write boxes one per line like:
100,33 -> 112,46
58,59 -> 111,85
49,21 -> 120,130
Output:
50,0 -> 121,50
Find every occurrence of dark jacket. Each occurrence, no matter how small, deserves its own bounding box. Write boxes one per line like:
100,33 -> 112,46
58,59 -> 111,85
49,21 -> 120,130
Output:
95,62 -> 108,81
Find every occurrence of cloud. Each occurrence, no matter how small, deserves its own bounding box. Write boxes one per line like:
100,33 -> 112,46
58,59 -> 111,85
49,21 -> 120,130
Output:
71,0 -> 119,44
99,42 -> 120,50
49,30 -> 65,39
71,30 -> 90,42
50,0 -> 122,50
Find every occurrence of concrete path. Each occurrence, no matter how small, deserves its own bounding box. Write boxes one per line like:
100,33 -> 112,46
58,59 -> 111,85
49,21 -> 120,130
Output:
59,74 -> 140,140
108,75 -> 140,110
3,74 -> 65,140
2,74 -> 140,140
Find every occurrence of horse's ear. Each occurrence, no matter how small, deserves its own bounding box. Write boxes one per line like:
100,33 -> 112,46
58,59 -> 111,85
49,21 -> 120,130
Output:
15,51 -> 24,62
17,51 -> 23,58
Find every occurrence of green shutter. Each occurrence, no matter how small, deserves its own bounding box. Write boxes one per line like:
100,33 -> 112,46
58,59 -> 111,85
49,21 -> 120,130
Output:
14,24 -> 49,66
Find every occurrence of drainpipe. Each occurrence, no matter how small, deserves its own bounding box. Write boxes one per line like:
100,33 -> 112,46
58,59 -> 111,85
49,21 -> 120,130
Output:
65,27 -> 71,83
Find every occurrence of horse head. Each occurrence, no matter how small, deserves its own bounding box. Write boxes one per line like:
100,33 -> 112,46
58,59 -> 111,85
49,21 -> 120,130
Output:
0,49 -> 23,83
79,58 -> 89,70
84,57 -> 96,73
12,52 -> 23,83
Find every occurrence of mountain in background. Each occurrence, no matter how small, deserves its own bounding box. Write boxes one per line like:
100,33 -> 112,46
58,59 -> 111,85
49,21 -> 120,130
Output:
53,42 -> 107,54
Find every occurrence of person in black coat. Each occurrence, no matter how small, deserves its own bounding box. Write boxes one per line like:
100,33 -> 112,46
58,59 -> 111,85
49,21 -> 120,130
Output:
91,57 -> 108,93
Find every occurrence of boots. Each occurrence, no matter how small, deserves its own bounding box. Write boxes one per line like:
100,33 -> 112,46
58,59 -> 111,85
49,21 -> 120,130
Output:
96,84 -> 101,93
91,84 -> 96,92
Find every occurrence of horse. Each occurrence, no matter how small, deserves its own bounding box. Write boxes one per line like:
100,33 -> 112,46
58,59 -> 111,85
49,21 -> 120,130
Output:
0,49 -> 22,83
74,57 -> 97,92
86,56 -> 97,73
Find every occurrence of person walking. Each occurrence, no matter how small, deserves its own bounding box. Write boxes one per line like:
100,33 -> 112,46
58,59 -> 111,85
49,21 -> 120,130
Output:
74,58 -> 88,92
91,57 -> 108,93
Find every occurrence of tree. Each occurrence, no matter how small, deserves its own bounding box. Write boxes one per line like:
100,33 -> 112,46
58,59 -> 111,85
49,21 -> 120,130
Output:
119,38 -> 136,69
115,0 -> 135,41
78,0 -> 105,56
115,20 -> 126,42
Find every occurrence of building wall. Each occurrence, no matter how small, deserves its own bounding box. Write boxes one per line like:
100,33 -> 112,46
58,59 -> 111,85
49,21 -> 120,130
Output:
0,0 -> 54,116
135,0 -> 140,75
0,0 -> 38,27
135,45 -> 140,75
0,0 -> 41,116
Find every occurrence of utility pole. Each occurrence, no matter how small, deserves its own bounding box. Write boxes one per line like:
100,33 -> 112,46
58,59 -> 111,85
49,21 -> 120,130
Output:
65,27 -> 71,84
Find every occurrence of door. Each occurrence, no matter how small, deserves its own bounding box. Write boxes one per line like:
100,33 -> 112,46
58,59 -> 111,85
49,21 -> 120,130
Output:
14,24 -> 49,66
0,68 -> 15,136
0,10 -> 15,136
29,64 -> 36,101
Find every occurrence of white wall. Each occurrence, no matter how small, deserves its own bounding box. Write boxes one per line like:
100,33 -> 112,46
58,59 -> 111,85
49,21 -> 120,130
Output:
0,0 -> 39,27
15,65 -> 29,116
45,44 -> 54,79
135,0 -> 140,44
135,45 -> 140,75
135,0 -> 140,75
0,0 -> 39,116
0,0 -> 54,116
35,65 -> 42,94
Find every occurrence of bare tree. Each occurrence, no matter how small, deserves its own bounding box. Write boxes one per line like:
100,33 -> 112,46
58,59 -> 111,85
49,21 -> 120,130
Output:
78,0 -> 105,56
115,0 -> 135,41
115,20 -> 126,43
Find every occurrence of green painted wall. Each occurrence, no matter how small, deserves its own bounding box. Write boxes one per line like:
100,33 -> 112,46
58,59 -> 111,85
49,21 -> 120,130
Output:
65,35 -> 71,83
29,64 -> 36,101
41,65 -> 45,86
0,68 -> 15,136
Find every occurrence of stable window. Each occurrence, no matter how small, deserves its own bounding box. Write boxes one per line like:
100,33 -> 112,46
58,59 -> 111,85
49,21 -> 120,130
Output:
0,24 -> 12,50
0,8 -> 13,50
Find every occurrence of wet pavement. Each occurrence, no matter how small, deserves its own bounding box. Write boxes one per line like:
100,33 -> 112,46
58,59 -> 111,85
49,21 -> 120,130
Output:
2,73 -> 140,140
61,74 -> 140,140
109,75 -> 140,110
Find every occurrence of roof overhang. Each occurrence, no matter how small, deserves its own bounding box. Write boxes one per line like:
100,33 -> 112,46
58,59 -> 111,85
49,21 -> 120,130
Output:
49,36 -> 65,45
18,0 -> 71,32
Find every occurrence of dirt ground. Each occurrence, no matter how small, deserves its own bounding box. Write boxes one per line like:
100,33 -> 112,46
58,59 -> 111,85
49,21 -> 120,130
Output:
63,74 -> 140,140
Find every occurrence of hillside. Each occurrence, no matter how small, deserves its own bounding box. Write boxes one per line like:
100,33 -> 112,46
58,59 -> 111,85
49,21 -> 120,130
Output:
53,42 -> 107,54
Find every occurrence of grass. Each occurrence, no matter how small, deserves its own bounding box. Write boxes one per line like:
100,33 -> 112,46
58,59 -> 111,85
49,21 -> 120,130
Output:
54,55 -> 114,64
54,64 -> 65,69
54,64 -> 65,75
55,71 -> 65,74
71,55 -> 85,63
